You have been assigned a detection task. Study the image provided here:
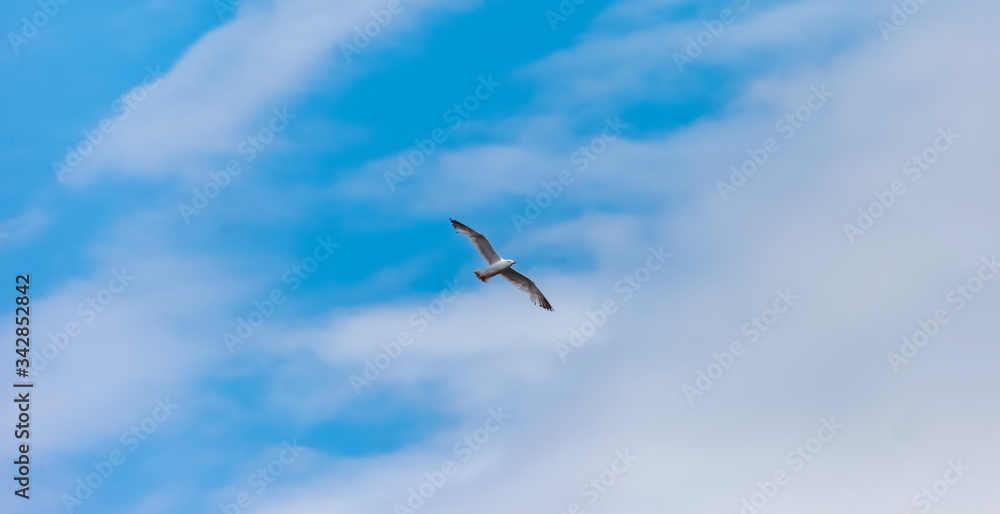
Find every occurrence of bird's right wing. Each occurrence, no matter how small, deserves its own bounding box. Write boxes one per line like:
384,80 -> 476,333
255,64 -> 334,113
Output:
499,268 -> 553,311
450,219 -> 502,264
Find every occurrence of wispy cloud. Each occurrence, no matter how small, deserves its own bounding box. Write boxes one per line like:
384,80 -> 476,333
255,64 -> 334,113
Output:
67,0 -> 480,182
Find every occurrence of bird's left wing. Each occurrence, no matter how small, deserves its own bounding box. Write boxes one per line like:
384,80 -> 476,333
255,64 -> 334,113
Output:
450,219 -> 502,264
499,268 -> 553,311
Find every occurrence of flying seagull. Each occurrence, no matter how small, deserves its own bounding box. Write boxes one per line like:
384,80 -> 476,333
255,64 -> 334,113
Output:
450,218 -> 553,311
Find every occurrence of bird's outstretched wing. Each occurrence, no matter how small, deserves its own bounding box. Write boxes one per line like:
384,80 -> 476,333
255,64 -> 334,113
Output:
499,268 -> 553,311
450,219 -> 501,264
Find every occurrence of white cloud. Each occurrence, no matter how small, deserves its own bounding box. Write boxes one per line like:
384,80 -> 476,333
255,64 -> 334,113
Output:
0,208 -> 50,246
524,0 -> 882,112
69,0 -> 479,182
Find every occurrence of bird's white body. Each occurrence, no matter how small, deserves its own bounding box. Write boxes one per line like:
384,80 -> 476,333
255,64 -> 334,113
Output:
475,259 -> 515,282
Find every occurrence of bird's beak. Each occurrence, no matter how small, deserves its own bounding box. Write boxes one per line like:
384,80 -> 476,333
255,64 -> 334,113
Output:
512,261 -> 517,264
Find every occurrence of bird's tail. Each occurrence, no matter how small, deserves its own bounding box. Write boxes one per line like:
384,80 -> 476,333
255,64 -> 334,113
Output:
474,269 -> 491,282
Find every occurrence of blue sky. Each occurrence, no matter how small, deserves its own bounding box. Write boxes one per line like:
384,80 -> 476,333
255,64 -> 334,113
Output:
3,0 -> 1000,512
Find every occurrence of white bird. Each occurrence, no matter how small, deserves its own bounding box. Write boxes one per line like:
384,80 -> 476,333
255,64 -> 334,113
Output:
450,218 -> 553,311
